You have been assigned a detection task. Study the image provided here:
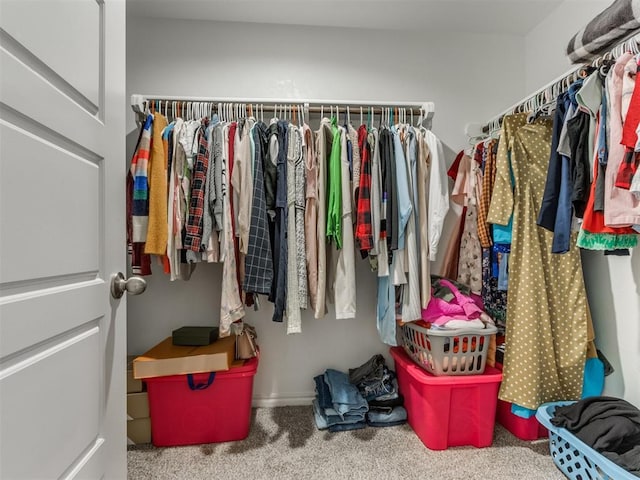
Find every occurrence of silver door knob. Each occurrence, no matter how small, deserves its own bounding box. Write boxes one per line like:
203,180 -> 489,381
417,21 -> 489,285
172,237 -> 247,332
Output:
110,272 -> 147,299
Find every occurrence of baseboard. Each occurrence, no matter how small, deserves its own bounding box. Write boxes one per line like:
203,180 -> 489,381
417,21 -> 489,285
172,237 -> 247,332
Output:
252,393 -> 315,408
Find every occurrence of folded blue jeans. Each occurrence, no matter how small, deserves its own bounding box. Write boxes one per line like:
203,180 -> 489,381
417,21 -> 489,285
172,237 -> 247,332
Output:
324,369 -> 368,417
328,421 -> 367,432
367,420 -> 407,428
314,375 -> 332,410
358,369 -> 397,401
313,399 -> 365,429
366,406 -> 407,424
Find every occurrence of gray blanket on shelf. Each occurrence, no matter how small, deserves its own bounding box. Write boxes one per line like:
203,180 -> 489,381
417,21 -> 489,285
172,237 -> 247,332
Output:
567,0 -> 640,64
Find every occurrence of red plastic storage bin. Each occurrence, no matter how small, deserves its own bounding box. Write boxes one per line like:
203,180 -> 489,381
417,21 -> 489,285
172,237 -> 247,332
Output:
496,399 -> 548,440
145,355 -> 258,447
390,347 -> 502,450
493,363 -> 547,440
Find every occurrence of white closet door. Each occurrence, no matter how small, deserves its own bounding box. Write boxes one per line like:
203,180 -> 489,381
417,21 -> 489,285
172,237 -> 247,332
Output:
0,0 -> 128,478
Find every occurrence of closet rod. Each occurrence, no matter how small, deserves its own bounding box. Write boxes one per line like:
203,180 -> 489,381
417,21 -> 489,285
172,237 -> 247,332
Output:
481,32 -> 640,134
131,94 -> 434,117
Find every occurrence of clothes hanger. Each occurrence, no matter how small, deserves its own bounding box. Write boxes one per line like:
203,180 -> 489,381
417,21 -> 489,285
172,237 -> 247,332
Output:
421,102 -> 435,131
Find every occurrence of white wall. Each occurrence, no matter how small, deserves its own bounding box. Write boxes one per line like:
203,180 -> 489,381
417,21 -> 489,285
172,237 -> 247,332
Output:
125,16 -> 526,405
526,0 -> 640,408
525,0 -> 613,92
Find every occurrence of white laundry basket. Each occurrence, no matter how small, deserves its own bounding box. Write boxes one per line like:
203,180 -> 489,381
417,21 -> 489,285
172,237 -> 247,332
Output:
400,322 -> 497,376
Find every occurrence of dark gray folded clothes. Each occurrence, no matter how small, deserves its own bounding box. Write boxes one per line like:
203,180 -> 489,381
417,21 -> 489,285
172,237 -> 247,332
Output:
368,393 -> 404,409
368,406 -> 393,414
602,445 -> 640,476
566,0 -> 640,64
552,396 -> 640,475
328,421 -> 367,433
349,354 -> 386,385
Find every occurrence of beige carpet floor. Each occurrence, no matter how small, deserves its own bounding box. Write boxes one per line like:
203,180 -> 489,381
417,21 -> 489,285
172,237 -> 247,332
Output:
128,406 -> 565,480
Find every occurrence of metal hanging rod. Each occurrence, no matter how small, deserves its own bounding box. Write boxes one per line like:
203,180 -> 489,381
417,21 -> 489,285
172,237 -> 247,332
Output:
131,94 -> 435,120
481,32 -> 640,134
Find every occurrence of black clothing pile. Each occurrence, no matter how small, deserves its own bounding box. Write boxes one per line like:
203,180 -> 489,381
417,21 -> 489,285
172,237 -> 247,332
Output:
551,396 -> 640,476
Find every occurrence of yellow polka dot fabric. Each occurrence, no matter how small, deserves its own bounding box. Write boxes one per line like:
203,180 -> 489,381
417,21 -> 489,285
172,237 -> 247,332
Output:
494,115 -> 588,411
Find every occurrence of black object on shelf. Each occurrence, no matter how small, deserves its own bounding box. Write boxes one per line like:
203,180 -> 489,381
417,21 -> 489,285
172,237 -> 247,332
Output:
172,326 -> 219,346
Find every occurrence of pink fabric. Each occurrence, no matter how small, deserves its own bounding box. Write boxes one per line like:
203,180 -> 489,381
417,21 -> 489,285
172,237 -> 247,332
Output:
605,53 -> 640,227
421,278 -> 485,326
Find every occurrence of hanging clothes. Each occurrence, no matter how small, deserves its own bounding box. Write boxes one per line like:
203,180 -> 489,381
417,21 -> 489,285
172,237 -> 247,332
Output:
126,103 -> 447,341
314,118 -> 332,319
605,53 -> 640,227
415,129 -> 432,310
243,121 -> 273,296
145,113 -> 169,256
493,114 -> 589,411
303,123 -> 318,311
286,124 -> 303,334
333,125 -> 356,320
577,55 -> 640,250
128,114 -> 153,275
456,147 -> 482,294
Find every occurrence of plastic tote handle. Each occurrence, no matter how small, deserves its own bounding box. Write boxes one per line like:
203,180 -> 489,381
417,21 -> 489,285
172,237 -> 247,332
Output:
187,372 -> 216,390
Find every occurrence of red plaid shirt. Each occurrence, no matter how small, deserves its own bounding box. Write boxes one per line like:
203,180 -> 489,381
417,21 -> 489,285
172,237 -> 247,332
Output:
355,125 -> 374,254
184,120 -> 210,251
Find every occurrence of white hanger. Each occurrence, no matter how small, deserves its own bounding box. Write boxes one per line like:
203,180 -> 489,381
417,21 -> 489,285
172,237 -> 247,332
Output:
336,105 -> 340,124
347,106 -> 351,126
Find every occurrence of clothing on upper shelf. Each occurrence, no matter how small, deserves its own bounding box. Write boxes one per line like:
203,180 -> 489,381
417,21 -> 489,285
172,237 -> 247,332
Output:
126,109 -> 448,341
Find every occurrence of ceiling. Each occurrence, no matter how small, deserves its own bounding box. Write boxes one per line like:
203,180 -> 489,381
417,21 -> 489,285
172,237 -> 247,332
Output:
127,0 -> 565,35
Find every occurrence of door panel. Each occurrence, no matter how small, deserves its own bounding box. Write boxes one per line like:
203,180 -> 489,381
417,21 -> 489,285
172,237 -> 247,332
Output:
0,49 -> 104,153
0,0 -> 101,110
0,123 -> 101,284
0,326 -> 101,479
0,281 -> 103,358
0,0 -> 126,478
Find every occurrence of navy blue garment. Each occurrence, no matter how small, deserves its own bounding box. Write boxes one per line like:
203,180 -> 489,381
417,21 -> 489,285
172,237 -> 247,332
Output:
314,375 -> 333,410
272,120 -> 289,322
538,92 -> 569,231
551,149 -> 574,253
551,81 -> 585,254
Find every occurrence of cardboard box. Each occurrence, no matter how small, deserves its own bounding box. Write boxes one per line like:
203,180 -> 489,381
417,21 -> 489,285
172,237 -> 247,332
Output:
127,418 -> 151,445
127,355 -> 143,393
133,335 -> 235,379
127,392 -> 149,419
